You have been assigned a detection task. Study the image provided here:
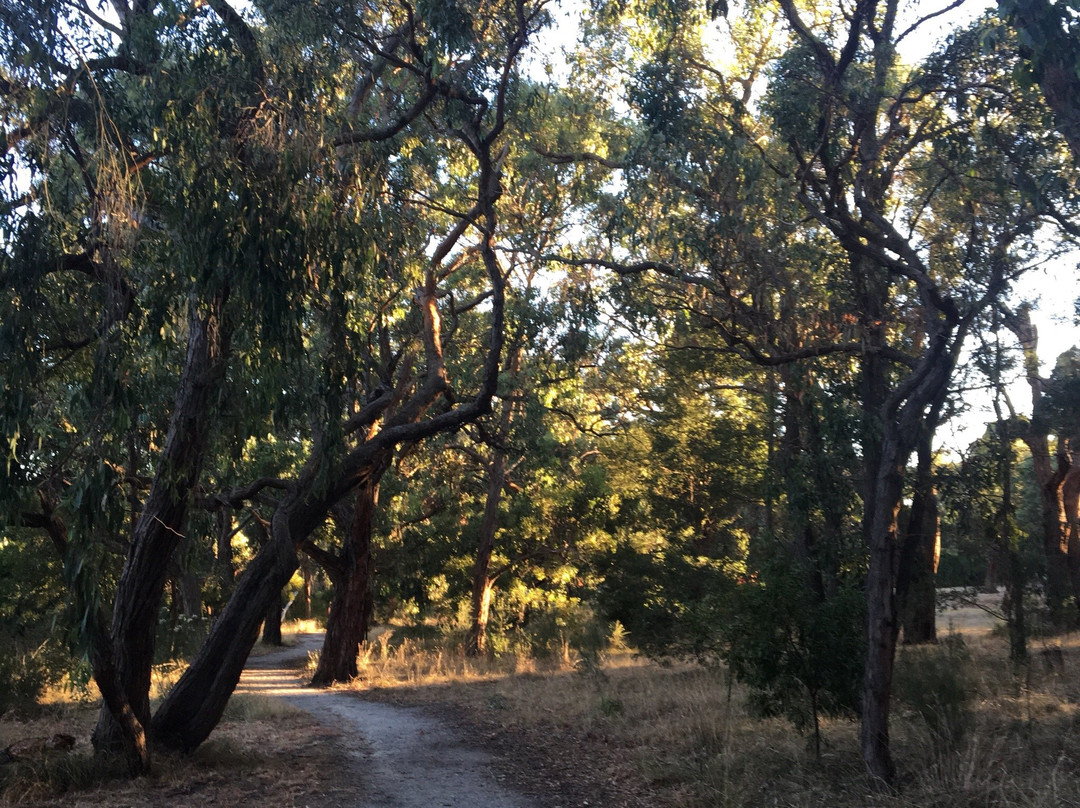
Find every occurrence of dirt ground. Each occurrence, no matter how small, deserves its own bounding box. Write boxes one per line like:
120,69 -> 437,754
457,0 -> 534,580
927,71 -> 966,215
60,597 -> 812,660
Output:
0,597 -> 1028,808
2,636 -> 598,808
239,634 -> 551,808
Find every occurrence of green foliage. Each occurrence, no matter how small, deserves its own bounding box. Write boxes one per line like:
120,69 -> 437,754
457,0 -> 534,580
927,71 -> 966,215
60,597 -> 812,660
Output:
893,635 -> 976,753
721,563 -> 865,733
0,531 -> 71,712
600,542 -> 865,735
155,613 -> 210,664
0,640 -> 66,715
598,545 -> 735,661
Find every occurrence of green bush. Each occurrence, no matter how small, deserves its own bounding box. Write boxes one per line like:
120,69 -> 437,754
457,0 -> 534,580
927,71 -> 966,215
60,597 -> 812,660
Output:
893,634 -> 975,753
721,566 -> 865,737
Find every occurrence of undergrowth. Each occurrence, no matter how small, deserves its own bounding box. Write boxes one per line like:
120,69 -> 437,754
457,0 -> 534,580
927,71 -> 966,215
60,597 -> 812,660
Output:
350,627 -> 1080,808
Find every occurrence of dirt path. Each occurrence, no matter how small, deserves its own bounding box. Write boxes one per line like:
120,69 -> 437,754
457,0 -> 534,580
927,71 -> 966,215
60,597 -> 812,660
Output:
236,634 -> 537,808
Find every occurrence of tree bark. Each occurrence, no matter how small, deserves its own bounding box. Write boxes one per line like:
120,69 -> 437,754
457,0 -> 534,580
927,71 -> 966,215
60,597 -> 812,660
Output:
899,428 -> 940,645
310,473 -> 382,686
1005,307 -> 1075,625
860,338 -> 958,785
152,507 -> 299,751
93,292 -> 229,755
301,556 -> 313,621
466,451 -> 508,657
1064,467 -> 1080,607
262,591 -> 284,646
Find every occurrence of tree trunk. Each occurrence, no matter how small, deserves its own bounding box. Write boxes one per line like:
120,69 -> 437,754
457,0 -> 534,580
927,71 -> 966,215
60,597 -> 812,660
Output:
215,506 -> 235,595
301,556 -> 313,621
466,451 -> 507,657
996,416 -> 1027,662
1063,468 -> 1080,607
1006,307 -> 1074,625
151,508 -> 299,751
860,441 -> 904,786
311,474 -> 381,686
1036,453 -> 1072,624
93,293 -> 229,755
860,343 -> 957,785
262,591 -> 284,646
899,431 -> 940,645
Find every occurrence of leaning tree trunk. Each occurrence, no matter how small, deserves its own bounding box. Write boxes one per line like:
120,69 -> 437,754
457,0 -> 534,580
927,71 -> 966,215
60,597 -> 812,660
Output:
466,451 -> 508,657
310,474 -> 382,686
92,294 -> 228,760
151,506 -> 299,751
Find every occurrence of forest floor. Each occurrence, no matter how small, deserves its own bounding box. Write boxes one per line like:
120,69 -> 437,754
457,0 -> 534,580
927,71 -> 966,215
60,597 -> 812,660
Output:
5,593 -> 1080,808
0,632 -> 623,807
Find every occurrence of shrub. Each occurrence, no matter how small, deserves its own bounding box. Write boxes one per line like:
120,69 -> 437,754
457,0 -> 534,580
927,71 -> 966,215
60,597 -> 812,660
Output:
893,634 -> 975,753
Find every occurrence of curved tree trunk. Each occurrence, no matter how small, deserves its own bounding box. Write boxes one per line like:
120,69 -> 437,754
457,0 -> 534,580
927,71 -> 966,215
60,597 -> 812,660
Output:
152,508 -> 299,751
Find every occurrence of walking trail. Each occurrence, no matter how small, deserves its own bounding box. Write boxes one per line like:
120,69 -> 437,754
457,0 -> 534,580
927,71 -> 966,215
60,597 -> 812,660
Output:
235,633 -> 537,808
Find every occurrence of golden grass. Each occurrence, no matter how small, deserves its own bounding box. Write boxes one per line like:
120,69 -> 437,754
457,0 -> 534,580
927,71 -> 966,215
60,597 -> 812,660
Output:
351,627 -> 1080,808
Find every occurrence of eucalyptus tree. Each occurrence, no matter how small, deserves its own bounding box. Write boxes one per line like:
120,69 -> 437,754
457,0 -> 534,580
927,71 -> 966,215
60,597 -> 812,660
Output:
1003,306 -> 1080,624
999,0 -> 1080,162
567,2 -> 1079,783
2,0 -> 547,773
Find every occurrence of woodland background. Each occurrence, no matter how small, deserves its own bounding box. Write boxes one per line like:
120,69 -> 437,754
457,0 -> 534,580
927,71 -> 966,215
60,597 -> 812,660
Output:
2,0 -> 1080,798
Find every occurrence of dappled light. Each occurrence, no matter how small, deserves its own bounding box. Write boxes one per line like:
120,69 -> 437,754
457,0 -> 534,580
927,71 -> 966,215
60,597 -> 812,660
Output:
4,0 -> 1080,804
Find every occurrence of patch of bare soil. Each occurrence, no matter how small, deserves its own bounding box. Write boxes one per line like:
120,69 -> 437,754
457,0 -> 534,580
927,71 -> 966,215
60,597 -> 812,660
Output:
245,633 -> 543,808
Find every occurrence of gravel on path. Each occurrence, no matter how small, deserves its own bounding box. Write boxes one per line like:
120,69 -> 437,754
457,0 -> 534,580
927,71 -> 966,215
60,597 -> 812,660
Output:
237,634 -> 538,808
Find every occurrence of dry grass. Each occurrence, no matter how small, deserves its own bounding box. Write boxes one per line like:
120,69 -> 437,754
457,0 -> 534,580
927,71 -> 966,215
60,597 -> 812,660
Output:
350,622 -> 1080,808
6,612 -> 1080,808
0,699 -> 356,808
0,624 -> 353,808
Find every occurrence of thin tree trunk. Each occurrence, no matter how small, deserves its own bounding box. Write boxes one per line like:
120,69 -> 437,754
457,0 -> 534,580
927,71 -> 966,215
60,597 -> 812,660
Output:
1063,468 -> 1080,606
996,417 -> 1027,663
301,556 -> 313,621
215,506 -> 235,596
262,591 -> 284,646
466,451 -> 507,657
